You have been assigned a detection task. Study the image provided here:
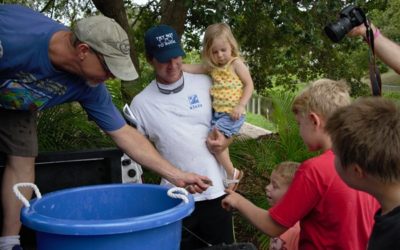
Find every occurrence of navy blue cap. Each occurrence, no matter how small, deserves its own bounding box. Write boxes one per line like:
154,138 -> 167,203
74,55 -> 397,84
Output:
144,25 -> 185,63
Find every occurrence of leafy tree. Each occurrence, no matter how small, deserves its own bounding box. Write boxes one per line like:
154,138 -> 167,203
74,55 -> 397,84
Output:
369,0 -> 400,42
183,0 -> 391,96
6,0 -> 396,96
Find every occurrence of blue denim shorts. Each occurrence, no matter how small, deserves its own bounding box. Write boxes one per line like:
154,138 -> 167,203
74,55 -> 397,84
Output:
211,112 -> 245,138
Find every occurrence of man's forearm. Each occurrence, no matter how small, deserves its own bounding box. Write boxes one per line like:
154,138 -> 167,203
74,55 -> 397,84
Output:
374,34 -> 400,74
351,24 -> 400,75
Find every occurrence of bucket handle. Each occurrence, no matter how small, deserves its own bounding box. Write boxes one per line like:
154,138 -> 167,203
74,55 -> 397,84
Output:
13,183 -> 42,208
167,187 -> 189,204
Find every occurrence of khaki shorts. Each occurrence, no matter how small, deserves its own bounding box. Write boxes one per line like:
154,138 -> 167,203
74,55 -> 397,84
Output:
0,108 -> 38,157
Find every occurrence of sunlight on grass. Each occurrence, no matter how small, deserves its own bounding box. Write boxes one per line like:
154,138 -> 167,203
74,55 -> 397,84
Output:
246,112 -> 276,132
381,68 -> 400,85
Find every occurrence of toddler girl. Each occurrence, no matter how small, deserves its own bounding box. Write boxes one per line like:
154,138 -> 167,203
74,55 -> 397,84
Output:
183,23 -> 254,190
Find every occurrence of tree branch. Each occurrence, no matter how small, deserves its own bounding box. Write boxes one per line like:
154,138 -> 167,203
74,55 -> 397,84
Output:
131,0 -> 157,28
40,0 -> 56,13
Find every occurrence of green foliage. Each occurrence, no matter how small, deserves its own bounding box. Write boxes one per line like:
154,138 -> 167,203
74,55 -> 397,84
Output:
122,54 -> 156,102
37,79 -> 125,152
348,78 -> 371,98
2,0 -> 97,24
38,103 -> 114,152
106,78 -> 124,108
383,91 -> 400,105
368,0 -> 400,43
266,90 -> 316,165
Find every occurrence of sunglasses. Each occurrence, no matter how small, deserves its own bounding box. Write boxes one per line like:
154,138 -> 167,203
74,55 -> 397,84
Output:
91,48 -> 111,74
156,77 -> 185,94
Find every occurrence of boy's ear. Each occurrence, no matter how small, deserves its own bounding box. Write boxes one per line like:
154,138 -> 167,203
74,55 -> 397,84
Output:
308,112 -> 322,128
352,164 -> 366,178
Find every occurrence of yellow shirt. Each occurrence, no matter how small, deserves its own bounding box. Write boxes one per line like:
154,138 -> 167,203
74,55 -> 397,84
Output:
210,58 -> 243,113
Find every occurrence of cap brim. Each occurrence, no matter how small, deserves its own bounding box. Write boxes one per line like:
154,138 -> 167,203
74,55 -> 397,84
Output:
104,55 -> 138,81
154,47 -> 185,63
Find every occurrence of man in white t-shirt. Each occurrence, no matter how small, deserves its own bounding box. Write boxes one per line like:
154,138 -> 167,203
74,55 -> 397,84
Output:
130,25 -> 234,249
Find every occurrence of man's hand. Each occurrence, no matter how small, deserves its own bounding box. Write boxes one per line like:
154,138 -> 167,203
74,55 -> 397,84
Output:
170,171 -> 212,194
206,128 -> 232,154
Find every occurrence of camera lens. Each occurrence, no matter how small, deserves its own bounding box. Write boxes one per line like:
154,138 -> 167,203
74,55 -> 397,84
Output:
324,17 -> 352,43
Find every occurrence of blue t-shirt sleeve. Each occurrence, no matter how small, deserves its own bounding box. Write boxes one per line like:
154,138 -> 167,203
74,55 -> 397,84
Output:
79,84 -> 126,132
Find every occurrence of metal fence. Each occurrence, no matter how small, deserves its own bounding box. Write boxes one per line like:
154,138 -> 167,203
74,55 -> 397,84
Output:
246,95 -> 273,119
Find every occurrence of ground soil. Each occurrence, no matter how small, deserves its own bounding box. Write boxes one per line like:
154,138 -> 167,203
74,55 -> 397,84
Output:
233,156 -> 270,248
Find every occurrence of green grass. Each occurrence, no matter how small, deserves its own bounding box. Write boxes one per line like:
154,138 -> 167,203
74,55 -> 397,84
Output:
362,68 -> 400,85
246,112 -> 276,132
381,68 -> 400,85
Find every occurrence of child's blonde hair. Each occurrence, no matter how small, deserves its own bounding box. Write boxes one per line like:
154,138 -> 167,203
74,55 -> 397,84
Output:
273,161 -> 300,185
292,79 -> 351,119
201,23 -> 241,68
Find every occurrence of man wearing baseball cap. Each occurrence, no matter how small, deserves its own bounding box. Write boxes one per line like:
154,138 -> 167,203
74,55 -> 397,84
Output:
73,15 -> 138,81
0,5 -> 211,250
130,24 -> 235,249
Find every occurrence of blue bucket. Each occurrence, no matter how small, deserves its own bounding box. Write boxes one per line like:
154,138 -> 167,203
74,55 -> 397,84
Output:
17,183 -> 194,250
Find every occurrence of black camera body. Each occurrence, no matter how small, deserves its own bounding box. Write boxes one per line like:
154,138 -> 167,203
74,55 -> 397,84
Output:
324,5 -> 366,43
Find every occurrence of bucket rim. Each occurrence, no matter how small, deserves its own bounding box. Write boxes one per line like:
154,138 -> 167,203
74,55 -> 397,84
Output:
20,183 -> 194,235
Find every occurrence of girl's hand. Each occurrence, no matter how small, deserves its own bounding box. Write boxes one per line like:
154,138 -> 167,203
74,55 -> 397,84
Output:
230,104 -> 245,120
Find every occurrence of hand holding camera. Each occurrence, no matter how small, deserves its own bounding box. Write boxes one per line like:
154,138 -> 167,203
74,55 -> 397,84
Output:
324,4 -> 400,81
324,5 -> 367,43
325,5 -> 383,96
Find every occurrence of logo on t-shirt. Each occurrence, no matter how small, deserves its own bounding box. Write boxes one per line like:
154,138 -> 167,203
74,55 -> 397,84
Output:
0,72 -> 67,111
188,94 -> 202,110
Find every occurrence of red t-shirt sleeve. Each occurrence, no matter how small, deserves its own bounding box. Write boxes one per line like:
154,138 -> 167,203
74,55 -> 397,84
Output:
269,159 -> 322,228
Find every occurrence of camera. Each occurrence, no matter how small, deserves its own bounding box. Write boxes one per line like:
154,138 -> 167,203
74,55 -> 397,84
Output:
324,5 -> 366,43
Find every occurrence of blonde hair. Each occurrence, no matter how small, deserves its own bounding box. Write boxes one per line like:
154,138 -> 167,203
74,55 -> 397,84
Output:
327,97 -> 400,183
201,23 -> 241,68
273,161 -> 300,185
292,79 -> 351,119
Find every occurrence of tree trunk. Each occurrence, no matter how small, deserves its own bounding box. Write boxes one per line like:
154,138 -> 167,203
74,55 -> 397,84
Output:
160,0 -> 189,37
91,0 -> 140,79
